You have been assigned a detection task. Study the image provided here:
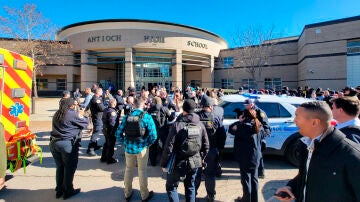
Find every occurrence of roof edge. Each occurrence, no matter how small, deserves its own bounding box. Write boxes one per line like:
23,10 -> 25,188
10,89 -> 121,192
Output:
57,19 -> 226,42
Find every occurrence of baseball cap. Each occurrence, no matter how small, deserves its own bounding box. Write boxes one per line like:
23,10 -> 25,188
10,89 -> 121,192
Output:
243,99 -> 255,105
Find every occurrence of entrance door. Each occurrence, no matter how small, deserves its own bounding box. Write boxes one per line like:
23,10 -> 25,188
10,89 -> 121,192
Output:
134,64 -> 172,92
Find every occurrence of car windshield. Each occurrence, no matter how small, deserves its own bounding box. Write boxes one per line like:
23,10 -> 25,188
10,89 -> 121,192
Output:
219,101 -> 245,119
219,100 -> 292,119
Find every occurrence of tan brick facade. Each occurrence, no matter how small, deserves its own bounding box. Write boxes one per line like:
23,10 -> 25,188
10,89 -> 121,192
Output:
1,16 -> 360,95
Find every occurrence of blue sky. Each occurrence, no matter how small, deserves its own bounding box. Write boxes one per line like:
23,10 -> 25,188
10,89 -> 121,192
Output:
1,0 -> 360,47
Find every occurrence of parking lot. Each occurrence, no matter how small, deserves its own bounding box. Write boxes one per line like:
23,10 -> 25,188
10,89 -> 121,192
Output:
0,98 -> 298,202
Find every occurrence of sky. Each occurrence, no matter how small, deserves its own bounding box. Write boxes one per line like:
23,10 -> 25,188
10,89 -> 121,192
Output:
1,0 -> 360,47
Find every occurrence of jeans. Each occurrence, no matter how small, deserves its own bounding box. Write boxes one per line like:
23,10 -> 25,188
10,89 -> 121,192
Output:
49,140 -> 79,194
166,166 -> 198,202
124,147 -> 150,200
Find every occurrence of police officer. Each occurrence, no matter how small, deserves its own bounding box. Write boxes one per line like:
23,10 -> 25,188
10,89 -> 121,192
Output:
159,90 -> 179,112
115,89 -> 125,116
147,97 -> 172,166
243,99 -> 271,179
195,96 -> 226,202
100,98 -> 120,164
50,98 -> 89,199
87,88 -> 106,156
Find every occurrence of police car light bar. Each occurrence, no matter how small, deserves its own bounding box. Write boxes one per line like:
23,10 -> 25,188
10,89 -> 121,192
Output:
242,93 -> 260,99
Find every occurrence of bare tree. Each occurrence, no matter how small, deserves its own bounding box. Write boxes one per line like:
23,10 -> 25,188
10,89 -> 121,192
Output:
0,3 -> 69,97
232,26 -> 276,89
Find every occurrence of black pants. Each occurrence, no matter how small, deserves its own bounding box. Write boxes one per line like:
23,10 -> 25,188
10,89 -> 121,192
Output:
195,148 -> 218,197
239,163 -> 258,202
149,138 -> 159,166
101,132 -> 116,162
49,140 -> 79,194
89,119 -> 103,147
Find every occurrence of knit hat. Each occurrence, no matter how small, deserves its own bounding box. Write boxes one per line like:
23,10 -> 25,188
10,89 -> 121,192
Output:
200,96 -> 214,107
183,99 -> 196,113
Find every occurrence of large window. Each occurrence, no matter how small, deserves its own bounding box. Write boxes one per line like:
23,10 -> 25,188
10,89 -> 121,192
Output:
36,78 -> 48,90
56,79 -> 66,91
264,78 -> 282,90
347,41 -> 360,87
190,80 -> 201,88
223,57 -> 234,68
241,79 -> 256,89
221,79 -> 234,89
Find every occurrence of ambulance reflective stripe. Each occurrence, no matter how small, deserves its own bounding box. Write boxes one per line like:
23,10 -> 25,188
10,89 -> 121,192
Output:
0,49 -> 32,141
0,48 -> 41,173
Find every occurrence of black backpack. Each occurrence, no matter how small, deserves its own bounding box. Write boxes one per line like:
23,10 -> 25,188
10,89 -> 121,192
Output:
150,107 -> 166,129
200,112 -> 216,136
124,112 -> 147,141
177,122 -> 202,158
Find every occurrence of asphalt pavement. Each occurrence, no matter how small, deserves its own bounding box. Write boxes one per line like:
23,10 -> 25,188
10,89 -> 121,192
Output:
0,98 -> 298,202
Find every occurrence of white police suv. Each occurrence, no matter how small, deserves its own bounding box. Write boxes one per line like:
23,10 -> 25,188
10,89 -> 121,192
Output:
219,93 -> 312,166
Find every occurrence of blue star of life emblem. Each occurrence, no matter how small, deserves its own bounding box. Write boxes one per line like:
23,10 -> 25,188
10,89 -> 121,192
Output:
9,102 -> 24,117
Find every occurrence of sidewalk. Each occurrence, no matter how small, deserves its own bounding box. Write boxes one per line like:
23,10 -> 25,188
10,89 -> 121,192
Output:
0,98 -> 295,202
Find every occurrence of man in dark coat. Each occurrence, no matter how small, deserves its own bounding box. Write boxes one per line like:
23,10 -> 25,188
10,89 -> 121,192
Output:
331,96 -> 360,143
244,99 -> 271,178
160,99 -> 209,202
275,101 -> 360,202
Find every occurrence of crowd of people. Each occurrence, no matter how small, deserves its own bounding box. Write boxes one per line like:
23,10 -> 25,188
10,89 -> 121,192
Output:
48,83 -> 360,202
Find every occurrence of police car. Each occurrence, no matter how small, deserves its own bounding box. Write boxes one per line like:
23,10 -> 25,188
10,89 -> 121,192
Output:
219,93 -> 312,166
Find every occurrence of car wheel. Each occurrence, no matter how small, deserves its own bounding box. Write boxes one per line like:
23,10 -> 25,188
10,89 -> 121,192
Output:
285,138 -> 302,167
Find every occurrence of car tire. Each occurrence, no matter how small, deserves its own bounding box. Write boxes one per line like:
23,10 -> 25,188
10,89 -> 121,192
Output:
285,138 -> 302,167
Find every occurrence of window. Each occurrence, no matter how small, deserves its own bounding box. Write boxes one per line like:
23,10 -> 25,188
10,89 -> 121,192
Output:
257,103 -> 291,118
223,57 -> 234,68
347,41 -> 360,55
36,79 -> 48,90
221,79 -> 234,89
190,80 -> 201,87
264,78 -> 282,90
241,79 -> 256,89
56,79 -> 66,91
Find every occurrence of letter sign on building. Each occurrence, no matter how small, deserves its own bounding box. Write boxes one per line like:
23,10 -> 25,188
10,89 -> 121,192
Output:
88,35 -> 121,43
187,41 -> 208,49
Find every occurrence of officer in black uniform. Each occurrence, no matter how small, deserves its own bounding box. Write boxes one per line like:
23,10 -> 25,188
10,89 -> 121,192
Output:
87,88 -> 106,156
159,90 -> 179,112
195,96 -> 226,202
147,97 -> 172,166
114,89 -> 125,116
100,98 -> 120,164
50,98 -> 89,199
244,98 -> 271,178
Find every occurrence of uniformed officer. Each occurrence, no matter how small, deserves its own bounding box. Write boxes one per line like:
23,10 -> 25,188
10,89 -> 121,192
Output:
244,98 -> 271,178
159,90 -> 179,112
100,98 -> 120,164
115,89 -> 125,116
50,98 -> 89,199
87,88 -> 106,156
195,96 -> 226,202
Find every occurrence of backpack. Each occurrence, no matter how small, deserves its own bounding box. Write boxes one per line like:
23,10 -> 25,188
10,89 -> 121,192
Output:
150,107 -> 166,129
177,122 -> 202,158
200,112 -> 216,136
124,112 -> 147,141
